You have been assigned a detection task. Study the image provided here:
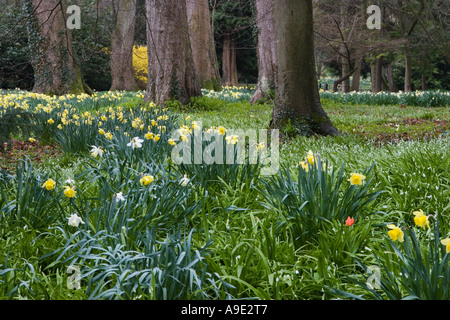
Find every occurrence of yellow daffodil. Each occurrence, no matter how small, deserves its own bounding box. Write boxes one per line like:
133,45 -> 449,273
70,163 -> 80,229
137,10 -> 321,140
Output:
348,173 -> 366,186
413,209 -> 430,229
140,175 -> 154,186
47,118 -> 54,124
104,132 -> 113,140
145,132 -> 154,140
217,126 -> 227,135
305,150 -> 315,164
440,238 -> 450,253
64,186 -> 77,198
192,121 -> 201,131
168,139 -> 176,146
387,224 -> 404,242
98,128 -> 105,135
42,179 -> 56,191
298,161 -> 309,172
180,135 -> 188,142
256,142 -> 265,151
28,138 -> 36,143
153,134 -> 160,142
225,135 -> 238,145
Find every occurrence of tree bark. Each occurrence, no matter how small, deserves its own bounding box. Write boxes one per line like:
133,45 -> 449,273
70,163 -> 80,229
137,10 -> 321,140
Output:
370,61 -> 377,93
250,0 -> 276,104
385,63 -> 396,92
25,0 -> 85,95
186,0 -> 220,90
222,34 -> 238,87
271,0 -> 339,137
375,56 -> 383,93
144,0 -> 201,106
110,0 -> 139,91
404,43 -> 412,92
351,55 -> 363,92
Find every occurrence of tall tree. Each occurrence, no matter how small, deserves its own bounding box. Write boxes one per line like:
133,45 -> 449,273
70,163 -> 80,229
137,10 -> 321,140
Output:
271,0 -> 339,137
144,0 -> 201,105
186,0 -> 221,90
221,33 -> 238,86
110,0 -> 140,91
250,0 -> 276,104
25,0 -> 85,95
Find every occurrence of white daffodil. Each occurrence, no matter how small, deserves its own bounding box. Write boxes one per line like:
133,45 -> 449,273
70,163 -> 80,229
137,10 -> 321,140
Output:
90,145 -> 103,158
67,214 -> 85,227
65,176 -> 76,185
127,137 -> 144,149
115,192 -> 126,202
180,174 -> 190,187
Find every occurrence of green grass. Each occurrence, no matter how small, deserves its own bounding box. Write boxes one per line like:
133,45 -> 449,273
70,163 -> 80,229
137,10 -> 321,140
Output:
0,88 -> 449,300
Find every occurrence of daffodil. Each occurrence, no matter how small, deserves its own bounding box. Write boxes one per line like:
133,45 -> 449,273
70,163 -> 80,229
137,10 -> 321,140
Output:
217,126 -> 227,135
180,135 -> 189,142
145,132 -> 154,140
168,139 -> 176,146
256,142 -> 265,151
153,134 -> 161,142
225,135 -> 238,145
413,209 -> 430,229
67,213 -> 84,227
98,128 -> 105,135
42,179 -> 56,191
65,176 -> 76,185
348,173 -> 366,186
298,161 -> 309,172
127,137 -> 144,149
140,175 -> 154,186
387,224 -> 404,242
28,138 -> 36,143
90,146 -> 103,158
180,174 -> 190,187
104,132 -> 113,140
47,118 -> 54,124
114,192 -> 126,202
192,121 -> 201,131
305,150 -> 315,164
441,238 -> 450,253
64,186 -> 77,198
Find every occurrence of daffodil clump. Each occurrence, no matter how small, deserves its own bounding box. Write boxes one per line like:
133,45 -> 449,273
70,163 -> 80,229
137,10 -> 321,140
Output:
320,89 -> 450,108
201,86 -> 255,103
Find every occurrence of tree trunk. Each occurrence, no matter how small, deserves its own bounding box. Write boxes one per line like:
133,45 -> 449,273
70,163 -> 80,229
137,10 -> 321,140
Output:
25,0 -> 85,95
385,63 -> 396,92
351,55 -> 363,92
341,60 -> 351,92
370,62 -> 377,93
222,34 -> 238,87
144,0 -> 201,106
110,0 -> 139,91
271,0 -> 339,137
186,0 -> 220,90
404,44 -> 412,92
421,74 -> 427,91
250,0 -> 276,104
375,56 -> 383,93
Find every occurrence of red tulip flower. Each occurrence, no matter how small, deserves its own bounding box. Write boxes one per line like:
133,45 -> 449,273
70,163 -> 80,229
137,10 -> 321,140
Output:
345,216 -> 355,227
